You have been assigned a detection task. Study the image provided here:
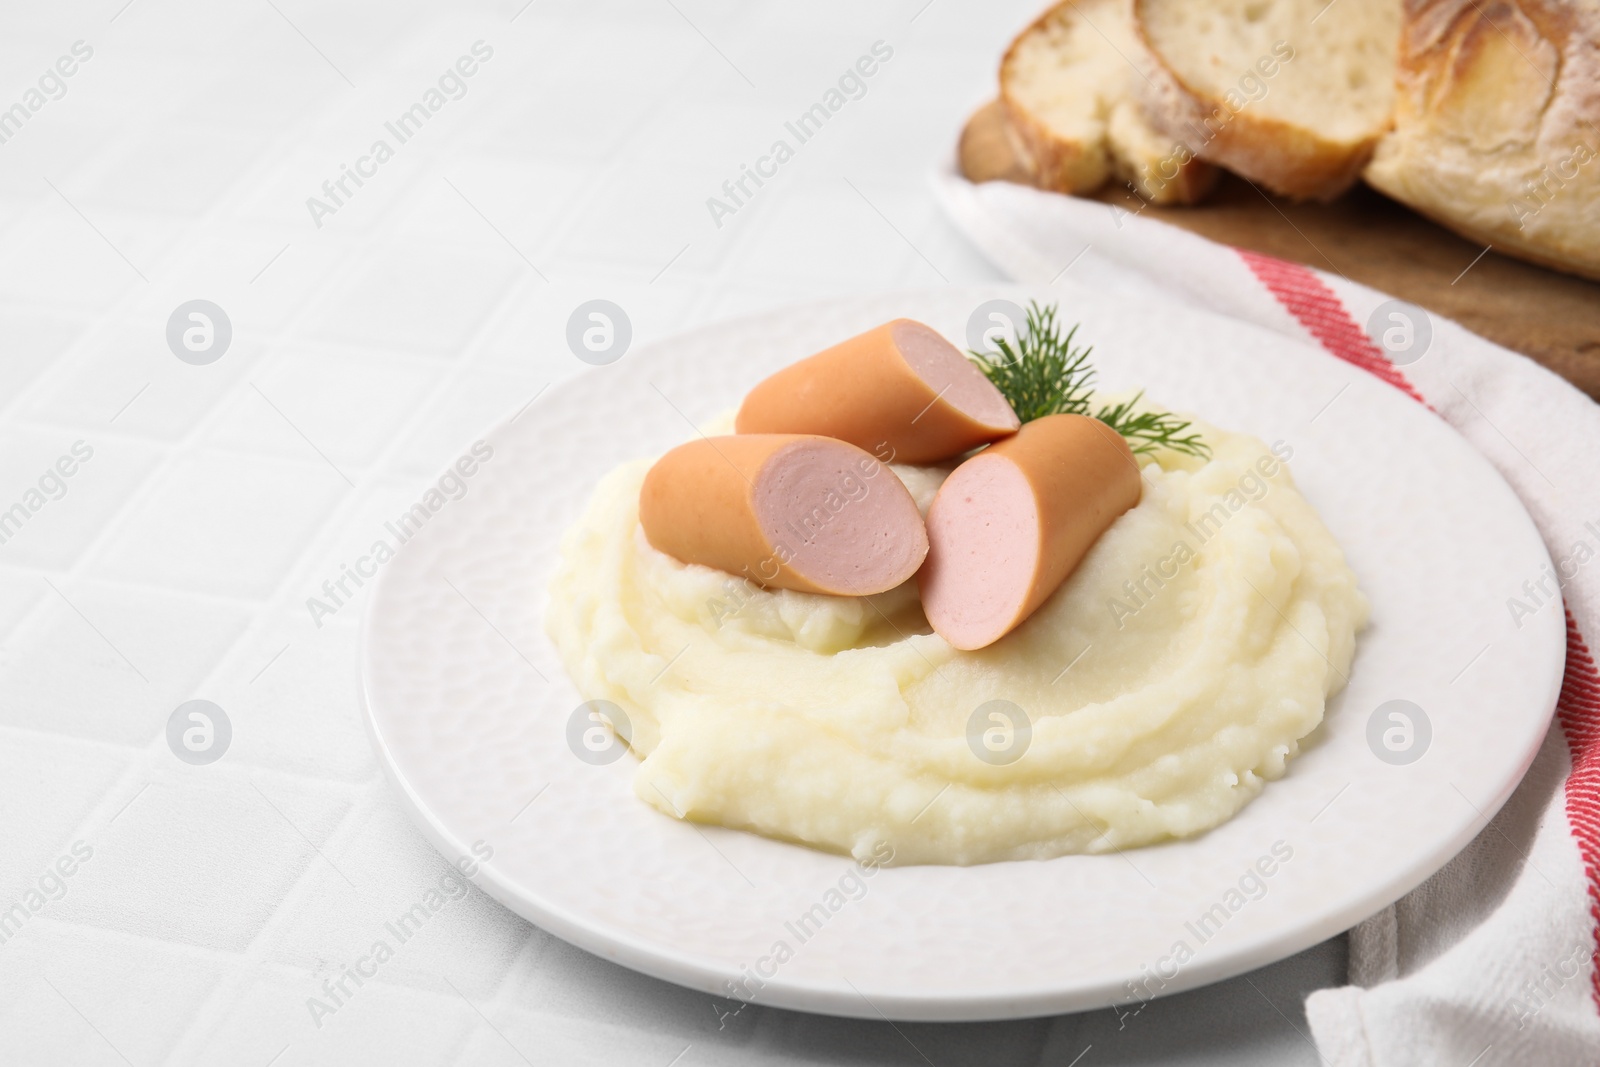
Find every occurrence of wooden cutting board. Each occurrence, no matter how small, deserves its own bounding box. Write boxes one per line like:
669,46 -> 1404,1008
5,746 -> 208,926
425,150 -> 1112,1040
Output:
960,101 -> 1600,401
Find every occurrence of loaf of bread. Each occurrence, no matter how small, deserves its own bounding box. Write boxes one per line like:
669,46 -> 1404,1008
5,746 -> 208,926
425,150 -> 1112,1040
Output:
1131,0 -> 1401,201
1364,0 -> 1600,281
997,0 -> 1216,204
960,0 -> 1600,284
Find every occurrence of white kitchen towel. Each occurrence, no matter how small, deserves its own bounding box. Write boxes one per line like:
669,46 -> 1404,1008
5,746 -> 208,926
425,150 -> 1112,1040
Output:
935,173 -> 1600,1066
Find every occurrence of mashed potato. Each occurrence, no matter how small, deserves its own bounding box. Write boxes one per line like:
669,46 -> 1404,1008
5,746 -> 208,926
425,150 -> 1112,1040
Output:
546,418 -> 1367,866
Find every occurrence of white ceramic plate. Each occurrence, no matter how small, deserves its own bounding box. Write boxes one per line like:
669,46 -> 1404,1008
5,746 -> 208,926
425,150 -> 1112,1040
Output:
359,286 -> 1564,1021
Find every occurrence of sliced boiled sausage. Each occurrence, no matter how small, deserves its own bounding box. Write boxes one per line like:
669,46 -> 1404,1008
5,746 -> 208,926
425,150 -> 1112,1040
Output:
735,319 -> 1020,464
639,433 -> 928,596
920,414 -> 1142,650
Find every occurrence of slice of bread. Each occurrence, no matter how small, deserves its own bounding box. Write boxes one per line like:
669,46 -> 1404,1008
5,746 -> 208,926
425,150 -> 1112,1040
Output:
1364,0 -> 1600,282
999,0 -> 1217,204
1132,0 -> 1401,201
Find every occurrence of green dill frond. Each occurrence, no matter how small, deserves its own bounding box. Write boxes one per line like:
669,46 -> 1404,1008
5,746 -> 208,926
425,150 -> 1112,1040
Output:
968,303 -> 1096,423
968,301 -> 1211,460
1094,392 -> 1211,459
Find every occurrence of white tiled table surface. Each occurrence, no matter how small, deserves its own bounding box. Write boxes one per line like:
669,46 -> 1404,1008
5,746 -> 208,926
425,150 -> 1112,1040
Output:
0,1 -> 1344,1063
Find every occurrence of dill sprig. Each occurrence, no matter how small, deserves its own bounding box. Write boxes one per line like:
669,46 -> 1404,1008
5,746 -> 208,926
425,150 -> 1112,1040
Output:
1092,393 -> 1210,458
969,303 -> 1095,423
969,301 -> 1211,459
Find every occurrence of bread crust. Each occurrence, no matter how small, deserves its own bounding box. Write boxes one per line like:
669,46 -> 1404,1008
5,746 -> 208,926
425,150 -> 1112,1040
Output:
1363,0 -> 1600,281
1130,0 -> 1394,201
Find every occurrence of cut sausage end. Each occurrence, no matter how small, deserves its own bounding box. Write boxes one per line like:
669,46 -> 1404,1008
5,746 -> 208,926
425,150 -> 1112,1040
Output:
892,320 -> 1021,435
919,455 -> 1040,650
754,439 -> 929,596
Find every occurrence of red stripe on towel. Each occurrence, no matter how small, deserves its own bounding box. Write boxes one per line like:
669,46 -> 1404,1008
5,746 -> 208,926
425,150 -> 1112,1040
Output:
1237,248 -> 1600,1011
1557,612 -> 1600,1007
1235,249 -> 1430,406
